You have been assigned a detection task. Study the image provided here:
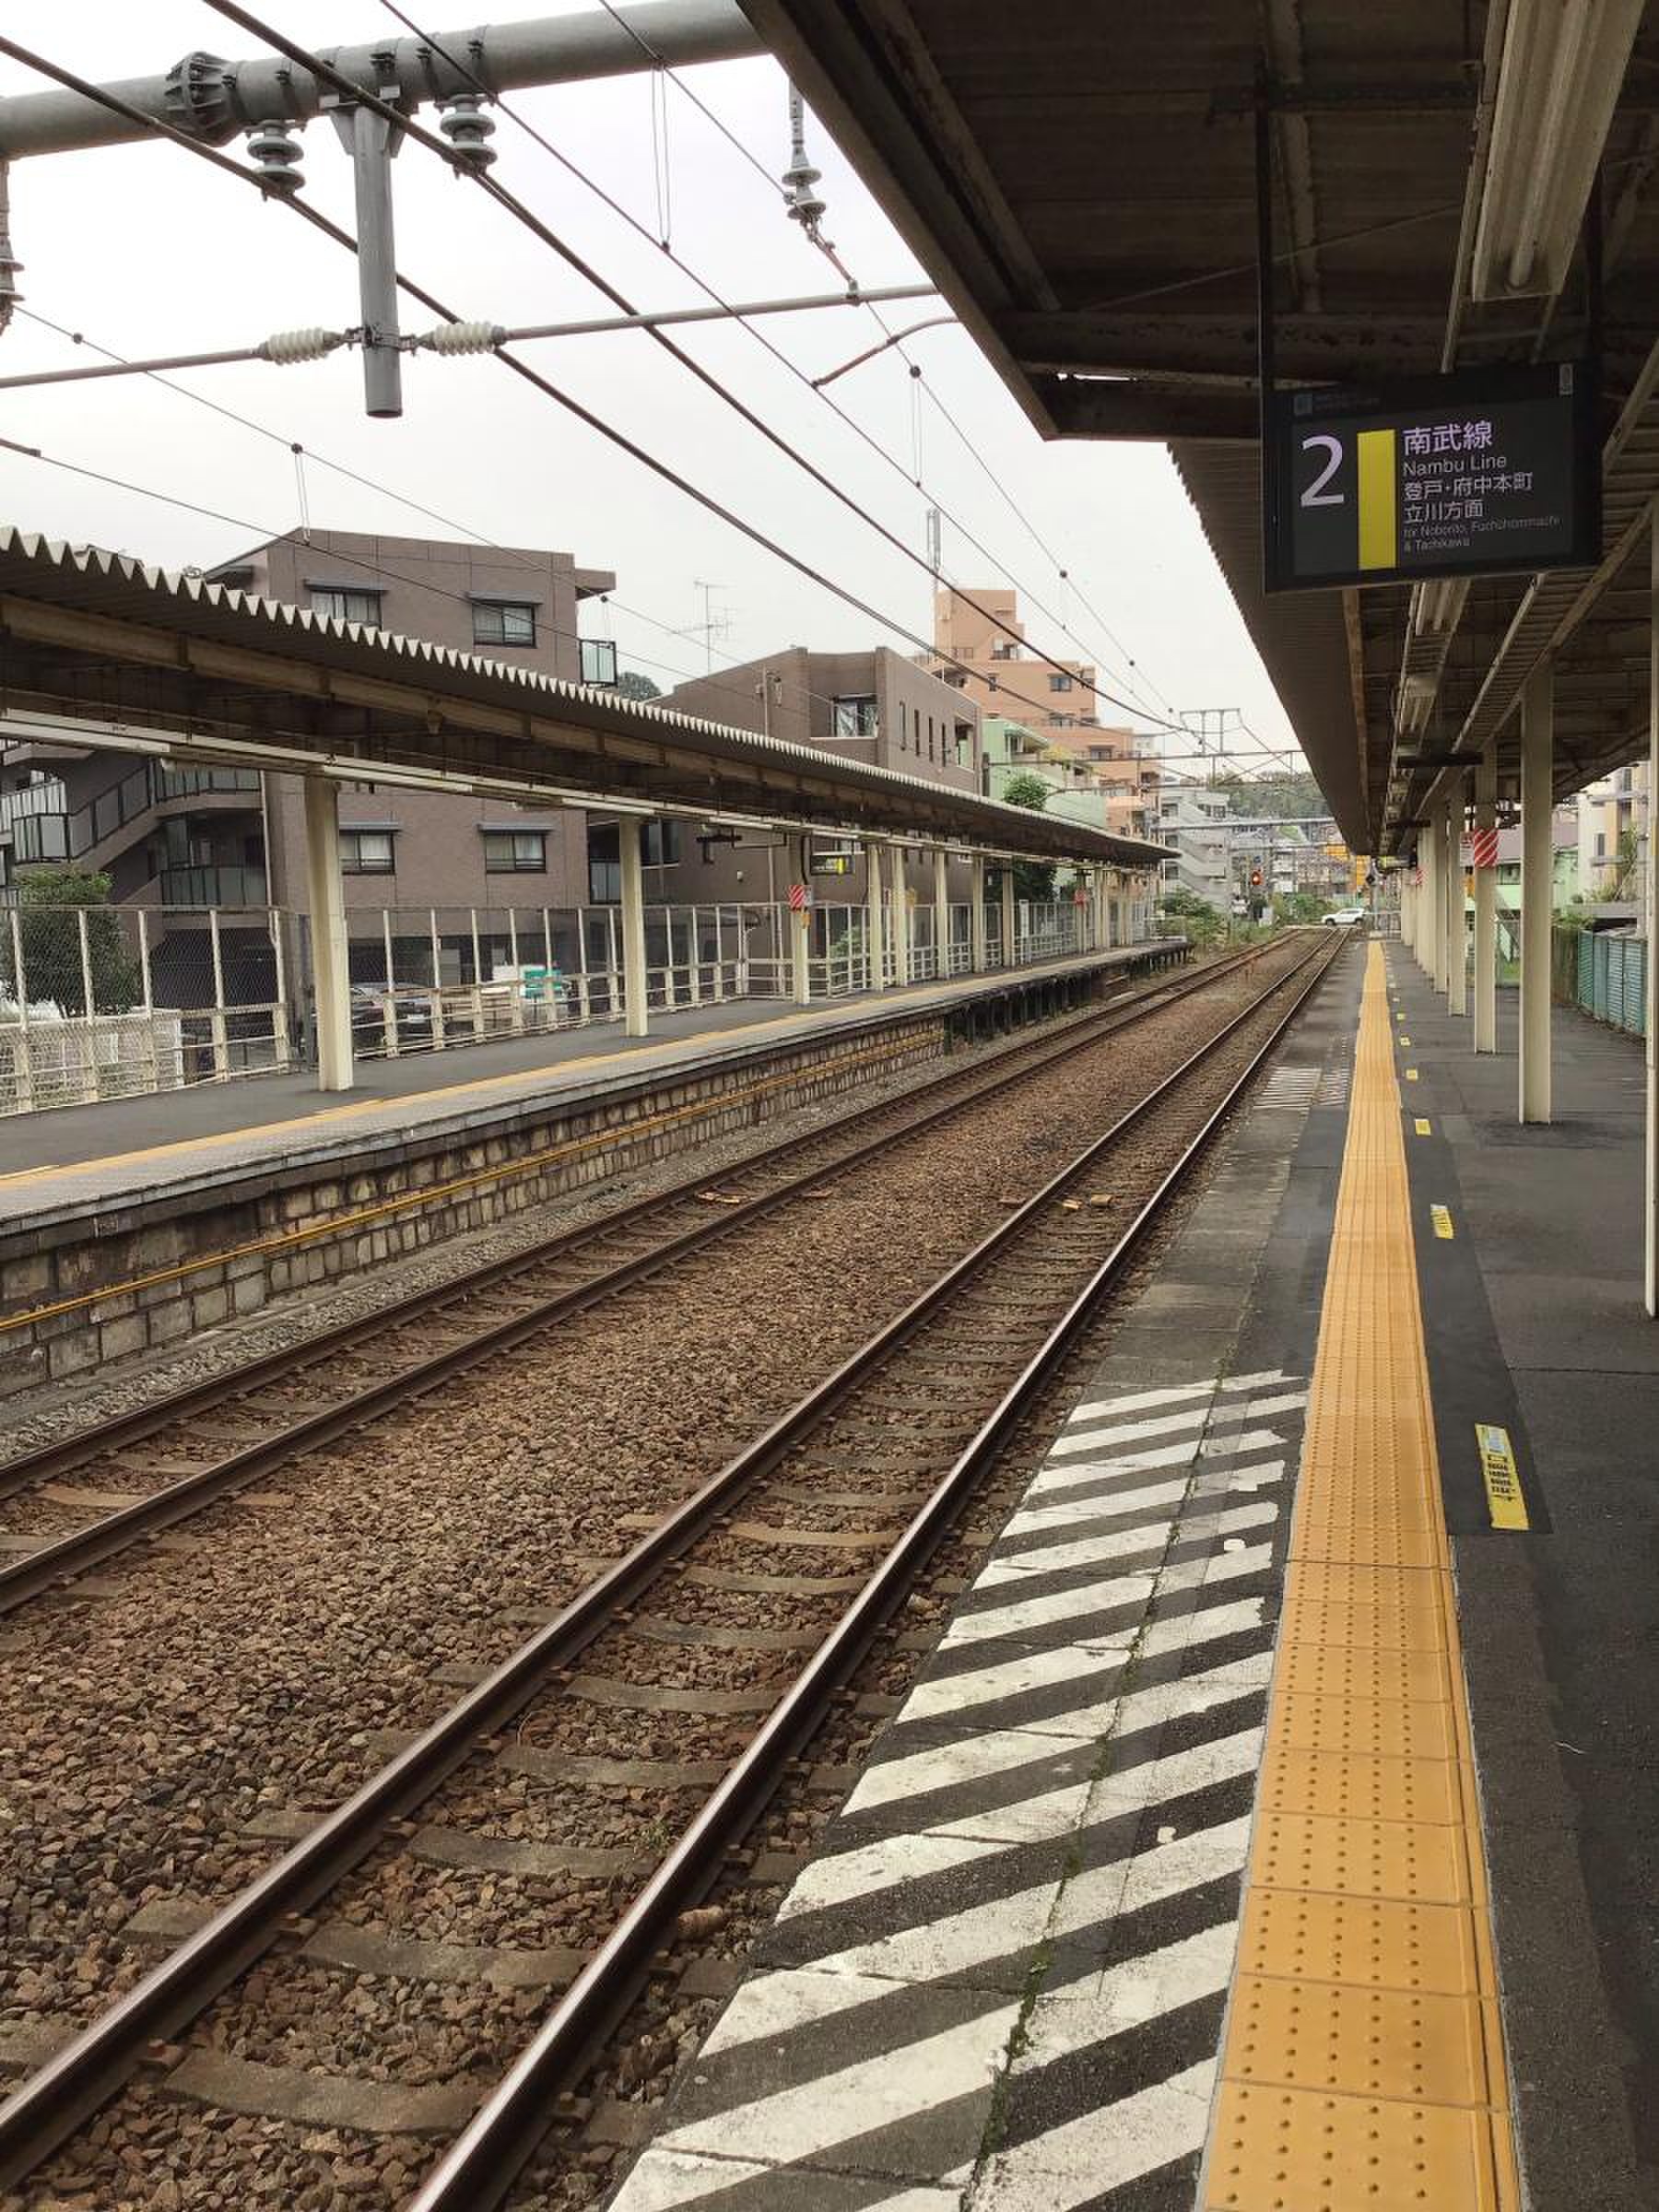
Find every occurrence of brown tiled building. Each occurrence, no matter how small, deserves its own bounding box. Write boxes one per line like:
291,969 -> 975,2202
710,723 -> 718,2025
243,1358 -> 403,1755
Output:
663,646 -> 983,901
921,585 -> 1161,839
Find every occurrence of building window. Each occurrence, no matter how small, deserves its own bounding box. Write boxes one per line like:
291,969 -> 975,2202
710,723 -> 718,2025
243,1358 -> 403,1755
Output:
580,637 -> 618,685
587,823 -> 620,902
340,829 -> 395,875
954,722 -> 973,769
311,586 -> 383,626
991,641 -> 1018,661
1048,673 -> 1073,692
472,600 -> 537,648
641,820 -> 682,868
482,830 -> 547,872
833,695 -> 878,737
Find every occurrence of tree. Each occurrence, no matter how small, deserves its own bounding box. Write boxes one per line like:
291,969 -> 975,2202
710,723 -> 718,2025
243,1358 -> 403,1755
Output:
1274,889 -> 1328,925
999,771 -> 1058,900
615,669 -> 663,703
1208,769 -> 1326,820
1158,883 -> 1226,947
1,866 -> 141,1014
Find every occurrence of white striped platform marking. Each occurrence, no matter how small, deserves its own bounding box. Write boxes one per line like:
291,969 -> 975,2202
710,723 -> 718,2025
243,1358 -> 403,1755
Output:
846,1653 -> 1275,1814
1063,1370 -> 1288,1423
903,1597 -> 1266,1728
937,1540 -> 1275,1651
1044,1388 -> 1309,1461
1043,1404 -> 1303,1465
615,2147 -> 962,2211
976,1499 -> 1278,1587
967,2061 -> 1218,2209
1018,1451 -> 1286,1517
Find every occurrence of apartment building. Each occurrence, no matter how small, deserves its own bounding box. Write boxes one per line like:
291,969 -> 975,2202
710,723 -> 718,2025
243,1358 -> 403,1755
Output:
922,586 -> 1159,837
664,646 -> 982,902
1156,782 -> 1233,906
0,529 -> 618,918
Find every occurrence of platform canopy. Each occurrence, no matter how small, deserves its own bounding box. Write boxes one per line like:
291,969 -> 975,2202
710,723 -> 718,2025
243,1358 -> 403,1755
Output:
741,0 -> 1659,853
0,530 -> 1170,870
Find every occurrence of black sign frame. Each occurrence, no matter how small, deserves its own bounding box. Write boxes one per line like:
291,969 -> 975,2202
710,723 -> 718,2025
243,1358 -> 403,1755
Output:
1262,361 -> 1601,596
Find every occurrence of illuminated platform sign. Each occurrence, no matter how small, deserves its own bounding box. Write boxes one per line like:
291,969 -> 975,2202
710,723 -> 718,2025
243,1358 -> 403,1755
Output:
1266,362 -> 1598,592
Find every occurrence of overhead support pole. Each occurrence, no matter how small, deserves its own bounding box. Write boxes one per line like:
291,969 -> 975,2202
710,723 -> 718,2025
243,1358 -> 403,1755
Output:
969,855 -> 988,974
1447,780 -> 1468,1018
1646,514 -> 1659,1314
865,839 -> 887,992
301,776 -> 353,1092
0,6 -> 764,159
619,818 -> 649,1039
1000,864 -> 1018,971
1519,665 -> 1554,1124
888,843 -> 912,988
933,848 -> 950,981
329,102 -> 403,418
1474,746 -> 1499,1053
1427,804 -> 1446,990
790,836 -> 812,1006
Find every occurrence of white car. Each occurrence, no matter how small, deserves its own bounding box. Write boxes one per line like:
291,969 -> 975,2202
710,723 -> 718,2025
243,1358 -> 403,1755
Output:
1321,907 -> 1366,927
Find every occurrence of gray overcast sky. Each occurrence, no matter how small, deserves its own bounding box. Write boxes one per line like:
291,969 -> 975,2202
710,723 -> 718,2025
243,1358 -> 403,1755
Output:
0,1 -> 1304,776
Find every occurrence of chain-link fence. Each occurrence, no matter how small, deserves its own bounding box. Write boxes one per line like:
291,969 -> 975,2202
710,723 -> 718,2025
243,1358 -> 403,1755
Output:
0,902 -> 293,1114
1,891 -> 1135,1116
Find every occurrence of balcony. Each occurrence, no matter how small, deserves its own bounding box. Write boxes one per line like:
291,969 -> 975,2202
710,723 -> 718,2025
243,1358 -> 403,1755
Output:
159,864 -> 270,909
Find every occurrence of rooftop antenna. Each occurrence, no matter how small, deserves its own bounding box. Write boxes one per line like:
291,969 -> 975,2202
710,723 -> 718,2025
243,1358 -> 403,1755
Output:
684,580 -> 732,673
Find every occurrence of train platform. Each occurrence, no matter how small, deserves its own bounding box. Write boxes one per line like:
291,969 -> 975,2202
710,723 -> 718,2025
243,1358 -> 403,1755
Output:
0,942 -> 1178,1234
606,938 -> 1656,2212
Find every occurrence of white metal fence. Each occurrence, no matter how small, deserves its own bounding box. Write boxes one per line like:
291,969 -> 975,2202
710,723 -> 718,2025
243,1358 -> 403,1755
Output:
0,892 -> 1137,1117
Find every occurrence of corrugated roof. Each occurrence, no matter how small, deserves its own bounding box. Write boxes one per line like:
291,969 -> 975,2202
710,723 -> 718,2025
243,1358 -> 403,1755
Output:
0,531 -> 1169,869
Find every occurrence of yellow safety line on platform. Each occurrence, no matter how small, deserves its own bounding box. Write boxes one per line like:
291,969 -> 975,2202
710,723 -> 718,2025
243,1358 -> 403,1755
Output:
1202,943 -> 1518,2212
0,955 -> 1111,1194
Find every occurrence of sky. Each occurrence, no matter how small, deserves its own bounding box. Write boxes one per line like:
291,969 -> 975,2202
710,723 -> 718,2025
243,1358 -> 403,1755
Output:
0,1 -> 1304,780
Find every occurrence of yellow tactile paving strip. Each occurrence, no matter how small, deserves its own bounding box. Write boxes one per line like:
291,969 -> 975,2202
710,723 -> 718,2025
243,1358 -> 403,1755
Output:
1202,943 -> 1518,2212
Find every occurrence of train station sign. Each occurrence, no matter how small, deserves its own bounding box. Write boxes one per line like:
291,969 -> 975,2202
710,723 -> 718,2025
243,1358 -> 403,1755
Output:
1265,362 -> 1599,593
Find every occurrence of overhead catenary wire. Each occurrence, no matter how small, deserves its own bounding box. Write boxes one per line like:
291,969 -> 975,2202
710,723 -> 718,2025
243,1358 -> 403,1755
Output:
194,0 -> 1178,741
565,0 -> 1186,724
0,303 -> 915,735
367,0 -> 1182,738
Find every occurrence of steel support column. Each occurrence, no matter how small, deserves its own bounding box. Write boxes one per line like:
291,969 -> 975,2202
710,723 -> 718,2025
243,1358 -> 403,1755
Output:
969,855 -> 988,974
619,818 -> 649,1039
1447,780 -> 1468,1019
1474,747 -> 1498,1053
1646,519 -> 1659,1312
889,844 -> 912,987
301,776 -> 353,1091
790,837 -> 811,1006
1425,806 -> 1444,987
933,848 -> 950,980
1520,665 -> 1554,1124
1000,865 -> 1018,971
865,839 -> 887,991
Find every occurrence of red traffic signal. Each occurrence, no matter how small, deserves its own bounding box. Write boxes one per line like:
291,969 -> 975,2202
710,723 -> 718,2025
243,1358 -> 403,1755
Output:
1249,868 -> 1264,888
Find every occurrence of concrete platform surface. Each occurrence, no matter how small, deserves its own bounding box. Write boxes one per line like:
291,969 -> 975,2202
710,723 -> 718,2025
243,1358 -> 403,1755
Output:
0,945 -> 1171,1232
598,938 -> 1659,2212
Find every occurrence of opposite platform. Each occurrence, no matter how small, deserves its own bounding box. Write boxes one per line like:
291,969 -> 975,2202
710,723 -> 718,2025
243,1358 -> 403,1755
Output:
0,943 -> 1178,1230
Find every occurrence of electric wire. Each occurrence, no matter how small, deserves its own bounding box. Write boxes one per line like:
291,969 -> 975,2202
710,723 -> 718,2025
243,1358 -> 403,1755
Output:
368,0 -> 1179,735
569,0 -> 1185,721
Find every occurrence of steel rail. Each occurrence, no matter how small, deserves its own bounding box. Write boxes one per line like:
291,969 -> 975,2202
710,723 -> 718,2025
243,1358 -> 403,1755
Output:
0,931 -> 1344,2189
0,947 -> 1223,1500
0,949 -> 1277,1613
410,931 -> 1347,2212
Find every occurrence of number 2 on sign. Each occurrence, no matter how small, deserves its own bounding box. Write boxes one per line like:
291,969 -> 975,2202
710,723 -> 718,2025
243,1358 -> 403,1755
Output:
1300,433 -> 1345,507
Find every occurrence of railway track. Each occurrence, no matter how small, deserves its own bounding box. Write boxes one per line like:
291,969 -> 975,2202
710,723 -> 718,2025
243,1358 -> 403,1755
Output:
0,937 -> 1281,1617
0,927 -> 1346,2209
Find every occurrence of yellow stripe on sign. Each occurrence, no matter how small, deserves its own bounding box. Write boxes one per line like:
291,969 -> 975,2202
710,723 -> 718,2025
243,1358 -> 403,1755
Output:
1430,1203 -> 1454,1240
1477,1422 -> 1529,1530
1358,427 -> 1398,570
1415,1117 -> 1432,1135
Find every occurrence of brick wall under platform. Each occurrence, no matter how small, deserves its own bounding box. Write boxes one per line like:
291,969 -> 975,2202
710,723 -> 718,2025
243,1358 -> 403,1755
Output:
0,1014 -> 956,1396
